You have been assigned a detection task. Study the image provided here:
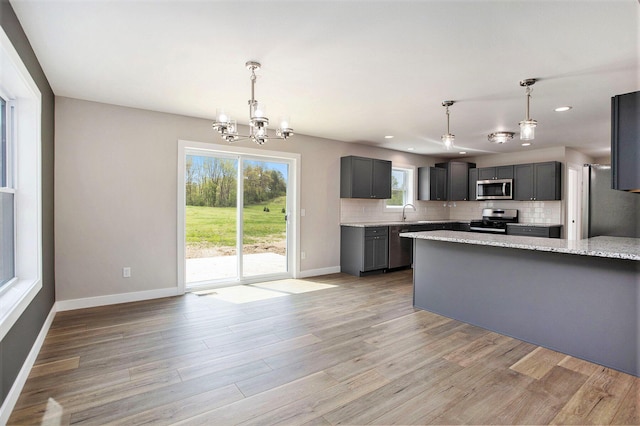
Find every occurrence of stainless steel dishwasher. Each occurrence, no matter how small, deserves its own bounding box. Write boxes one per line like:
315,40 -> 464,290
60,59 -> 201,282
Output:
388,225 -> 413,269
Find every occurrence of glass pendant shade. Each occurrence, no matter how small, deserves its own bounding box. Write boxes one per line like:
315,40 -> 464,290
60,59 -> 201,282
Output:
252,102 -> 266,119
441,134 -> 455,150
215,109 -> 229,124
519,119 -> 537,140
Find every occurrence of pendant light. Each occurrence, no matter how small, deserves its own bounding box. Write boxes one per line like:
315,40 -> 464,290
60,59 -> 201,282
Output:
519,78 -> 537,140
441,100 -> 455,151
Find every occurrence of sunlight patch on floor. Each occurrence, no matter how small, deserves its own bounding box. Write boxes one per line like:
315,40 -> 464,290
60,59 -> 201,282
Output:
253,279 -> 337,294
201,279 -> 338,304
203,285 -> 288,303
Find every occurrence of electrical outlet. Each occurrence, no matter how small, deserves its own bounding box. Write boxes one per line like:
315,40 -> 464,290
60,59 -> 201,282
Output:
123,267 -> 131,278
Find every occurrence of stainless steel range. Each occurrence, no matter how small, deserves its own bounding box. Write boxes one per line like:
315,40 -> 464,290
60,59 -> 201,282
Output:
469,208 -> 518,233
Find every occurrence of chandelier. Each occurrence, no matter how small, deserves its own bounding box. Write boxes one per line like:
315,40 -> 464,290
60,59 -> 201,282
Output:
519,78 -> 537,140
441,100 -> 455,151
212,61 -> 294,145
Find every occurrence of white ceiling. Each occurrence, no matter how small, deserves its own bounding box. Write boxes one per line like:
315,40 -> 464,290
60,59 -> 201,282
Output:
9,0 -> 640,158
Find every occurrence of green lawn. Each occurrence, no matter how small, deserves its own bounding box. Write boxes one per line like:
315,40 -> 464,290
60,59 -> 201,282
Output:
186,196 -> 287,247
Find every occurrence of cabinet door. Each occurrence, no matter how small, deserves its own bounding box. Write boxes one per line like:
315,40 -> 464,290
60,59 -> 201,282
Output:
478,167 -> 497,180
371,159 -> 392,199
514,164 -> 534,200
372,236 -> 388,270
363,236 -> 376,271
350,157 -> 373,198
468,168 -> 478,200
612,91 -> 640,191
534,162 -> 561,200
497,165 -> 514,179
449,162 -> 470,201
430,167 -> 447,201
363,235 -> 388,271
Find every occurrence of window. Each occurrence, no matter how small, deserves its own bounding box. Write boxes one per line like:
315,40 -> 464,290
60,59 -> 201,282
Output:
386,166 -> 414,207
0,97 -> 15,289
0,27 -> 42,341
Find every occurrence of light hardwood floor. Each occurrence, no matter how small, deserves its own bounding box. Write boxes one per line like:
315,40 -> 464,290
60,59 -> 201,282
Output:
9,270 -> 639,425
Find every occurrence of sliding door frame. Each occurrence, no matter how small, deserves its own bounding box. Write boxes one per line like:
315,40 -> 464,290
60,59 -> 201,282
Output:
177,140 -> 300,294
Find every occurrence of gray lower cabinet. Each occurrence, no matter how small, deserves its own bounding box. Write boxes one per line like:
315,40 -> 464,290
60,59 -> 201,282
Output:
507,224 -> 562,238
340,226 -> 388,276
514,161 -> 561,201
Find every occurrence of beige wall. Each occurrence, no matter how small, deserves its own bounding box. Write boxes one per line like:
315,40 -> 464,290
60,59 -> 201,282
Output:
55,97 -> 436,301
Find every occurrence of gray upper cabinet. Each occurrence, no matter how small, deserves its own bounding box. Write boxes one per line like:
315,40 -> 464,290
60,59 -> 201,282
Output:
419,162 -> 475,201
418,167 -> 446,201
437,161 -> 476,201
468,168 -> 478,201
611,91 -> 640,192
340,156 -> 392,199
477,165 -> 514,180
514,161 -> 561,201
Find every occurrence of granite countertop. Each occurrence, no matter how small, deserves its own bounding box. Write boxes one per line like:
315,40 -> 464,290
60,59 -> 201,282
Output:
341,220 -> 470,227
507,223 -> 563,228
399,230 -> 640,261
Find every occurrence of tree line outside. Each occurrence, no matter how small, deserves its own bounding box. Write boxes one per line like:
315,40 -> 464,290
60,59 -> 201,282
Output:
185,156 -> 287,207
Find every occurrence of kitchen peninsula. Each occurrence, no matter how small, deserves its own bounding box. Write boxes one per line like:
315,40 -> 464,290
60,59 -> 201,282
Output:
401,230 -> 640,376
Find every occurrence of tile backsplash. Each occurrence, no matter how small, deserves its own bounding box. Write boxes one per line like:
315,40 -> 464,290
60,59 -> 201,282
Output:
340,199 -> 562,225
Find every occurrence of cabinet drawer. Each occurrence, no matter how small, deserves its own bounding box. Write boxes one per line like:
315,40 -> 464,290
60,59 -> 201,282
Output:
365,227 -> 388,237
507,226 -> 549,238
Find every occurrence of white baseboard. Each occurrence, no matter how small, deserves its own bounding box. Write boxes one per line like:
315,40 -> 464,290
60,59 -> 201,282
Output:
0,305 -> 56,425
56,287 -> 182,312
297,266 -> 341,278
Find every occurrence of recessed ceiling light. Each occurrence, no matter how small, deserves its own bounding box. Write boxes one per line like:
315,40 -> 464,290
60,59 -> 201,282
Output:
407,147 -> 415,151
459,151 -> 467,155
554,106 -> 572,112
521,142 -> 532,147
384,135 -> 394,139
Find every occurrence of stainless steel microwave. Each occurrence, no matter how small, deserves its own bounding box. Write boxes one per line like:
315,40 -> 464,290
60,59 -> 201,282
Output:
476,179 -> 513,200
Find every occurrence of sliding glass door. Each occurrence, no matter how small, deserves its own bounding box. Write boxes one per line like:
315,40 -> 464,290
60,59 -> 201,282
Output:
184,150 -> 291,287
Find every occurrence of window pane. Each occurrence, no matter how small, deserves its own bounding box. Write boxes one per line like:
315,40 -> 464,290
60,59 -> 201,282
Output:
1,98 -> 5,187
388,169 -> 408,206
0,191 -> 15,287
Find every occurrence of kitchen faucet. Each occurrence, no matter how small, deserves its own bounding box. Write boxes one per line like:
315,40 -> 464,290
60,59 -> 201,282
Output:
402,203 -> 416,222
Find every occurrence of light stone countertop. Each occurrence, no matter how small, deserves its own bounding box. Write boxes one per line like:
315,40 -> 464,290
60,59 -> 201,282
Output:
400,230 -> 640,261
341,220 -> 470,227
